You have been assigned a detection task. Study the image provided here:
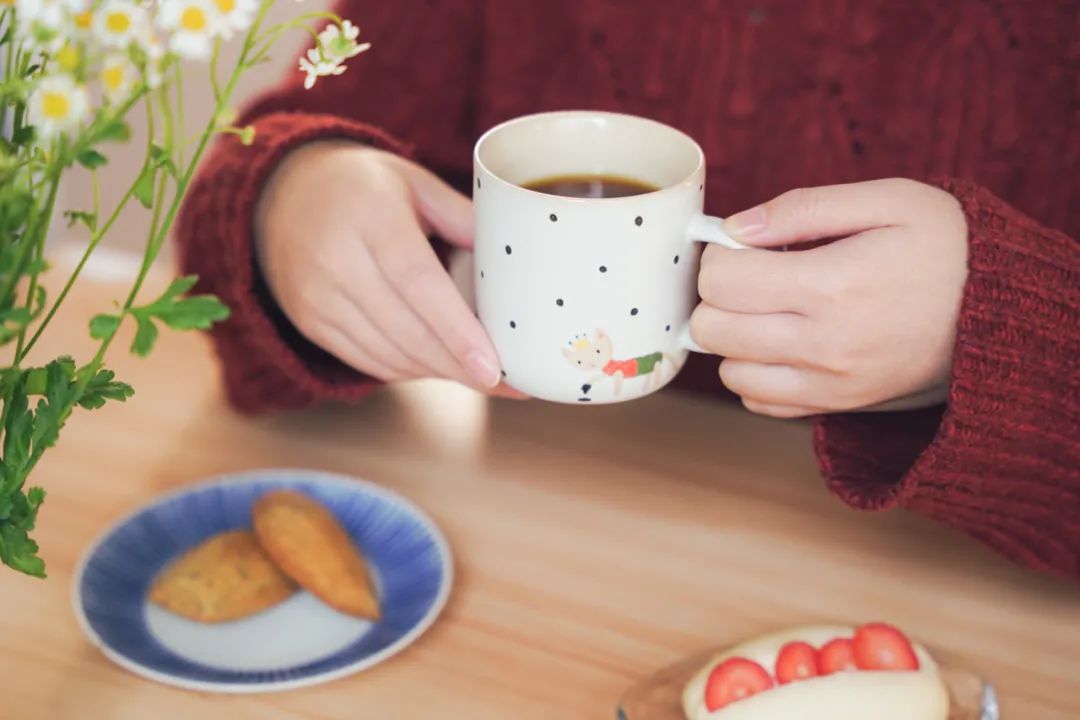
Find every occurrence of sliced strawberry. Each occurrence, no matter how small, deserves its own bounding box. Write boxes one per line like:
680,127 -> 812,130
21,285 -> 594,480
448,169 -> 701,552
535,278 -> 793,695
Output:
704,657 -> 774,711
818,637 -> 858,675
775,641 -> 819,684
854,623 -> 920,671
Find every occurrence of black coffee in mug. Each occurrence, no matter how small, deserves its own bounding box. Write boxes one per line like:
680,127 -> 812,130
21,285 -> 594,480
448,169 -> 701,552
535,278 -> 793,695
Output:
524,174 -> 660,199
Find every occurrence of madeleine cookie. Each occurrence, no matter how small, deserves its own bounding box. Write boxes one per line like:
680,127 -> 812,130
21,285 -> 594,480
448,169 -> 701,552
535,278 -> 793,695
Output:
149,530 -> 296,623
252,490 -> 381,620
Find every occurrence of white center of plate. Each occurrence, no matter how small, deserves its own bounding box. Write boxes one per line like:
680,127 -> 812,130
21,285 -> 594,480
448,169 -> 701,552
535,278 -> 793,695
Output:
144,592 -> 373,671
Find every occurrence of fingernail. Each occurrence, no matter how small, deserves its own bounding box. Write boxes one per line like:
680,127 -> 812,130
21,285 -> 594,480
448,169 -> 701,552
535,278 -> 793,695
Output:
724,206 -> 767,237
466,350 -> 501,389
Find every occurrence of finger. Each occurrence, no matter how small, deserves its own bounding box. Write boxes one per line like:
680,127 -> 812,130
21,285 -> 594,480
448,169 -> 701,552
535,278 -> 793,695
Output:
489,383 -> 530,400
315,321 -> 406,383
741,398 -> 822,419
366,204 -> 502,389
698,243 -> 813,314
321,293 -> 427,378
392,156 -> 475,249
690,304 -> 808,364
719,360 -> 819,407
337,240 -> 482,387
722,178 -> 927,248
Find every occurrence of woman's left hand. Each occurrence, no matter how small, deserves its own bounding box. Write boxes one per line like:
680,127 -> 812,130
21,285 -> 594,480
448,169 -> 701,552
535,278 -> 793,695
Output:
691,178 -> 969,418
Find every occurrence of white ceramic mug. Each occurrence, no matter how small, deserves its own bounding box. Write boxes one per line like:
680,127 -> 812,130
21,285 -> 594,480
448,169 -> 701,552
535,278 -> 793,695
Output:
473,111 -> 746,404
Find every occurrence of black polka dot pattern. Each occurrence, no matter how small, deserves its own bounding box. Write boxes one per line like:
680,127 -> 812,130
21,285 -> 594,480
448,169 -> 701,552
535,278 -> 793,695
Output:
634,216 -> 643,226
599,265 -> 607,273
673,255 -> 679,264
510,321 -> 516,329
556,298 -> 564,306
477,177 -> 481,189
549,213 -> 558,222
505,245 -> 512,255
630,308 -> 638,316
666,324 -> 671,332
480,270 -> 485,279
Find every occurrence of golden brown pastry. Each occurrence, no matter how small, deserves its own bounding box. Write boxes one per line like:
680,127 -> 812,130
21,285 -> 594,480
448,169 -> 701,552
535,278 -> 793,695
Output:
148,530 -> 296,623
252,490 -> 381,620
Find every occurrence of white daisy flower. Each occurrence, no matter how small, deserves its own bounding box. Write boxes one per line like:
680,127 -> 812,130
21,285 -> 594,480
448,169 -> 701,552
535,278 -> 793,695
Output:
210,0 -> 255,37
28,74 -> 89,139
15,0 -> 85,31
317,20 -> 369,63
298,47 -> 345,90
92,0 -> 147,49
14,0 -> 84,51
158,0 -> 226,59
100,54 -> 137,102
69,7 -> 94,36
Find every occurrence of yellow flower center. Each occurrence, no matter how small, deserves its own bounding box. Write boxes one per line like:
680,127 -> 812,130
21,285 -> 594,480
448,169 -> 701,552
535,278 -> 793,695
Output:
214,0 -> 235,13
102,65 -> 125,91
57,46 -> 80,72
74,11 -> 93,30
42,92 -> 70,120
105,11 -> 131,34
180,6 -> 207,31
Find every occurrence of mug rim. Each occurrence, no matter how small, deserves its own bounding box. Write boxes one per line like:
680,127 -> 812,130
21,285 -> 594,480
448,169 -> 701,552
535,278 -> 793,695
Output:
473,110 -> 705,203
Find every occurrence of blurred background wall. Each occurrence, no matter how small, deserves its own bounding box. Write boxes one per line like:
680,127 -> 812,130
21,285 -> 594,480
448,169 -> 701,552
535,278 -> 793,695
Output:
59,0 -> 308,262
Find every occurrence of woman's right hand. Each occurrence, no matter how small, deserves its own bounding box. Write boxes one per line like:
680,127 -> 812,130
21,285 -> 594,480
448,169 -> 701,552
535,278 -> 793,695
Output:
255,141 -> 511,393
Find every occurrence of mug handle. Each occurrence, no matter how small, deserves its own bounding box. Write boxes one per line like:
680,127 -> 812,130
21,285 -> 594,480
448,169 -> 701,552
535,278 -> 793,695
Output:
678,213 -> 751,353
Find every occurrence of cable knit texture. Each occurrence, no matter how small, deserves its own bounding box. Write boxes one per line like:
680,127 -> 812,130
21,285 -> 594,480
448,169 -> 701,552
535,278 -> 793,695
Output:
176,0 -> 1079,576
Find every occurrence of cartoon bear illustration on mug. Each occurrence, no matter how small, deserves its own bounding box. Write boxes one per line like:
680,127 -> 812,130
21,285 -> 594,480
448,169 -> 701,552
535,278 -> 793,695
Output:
561,329 -> 675,398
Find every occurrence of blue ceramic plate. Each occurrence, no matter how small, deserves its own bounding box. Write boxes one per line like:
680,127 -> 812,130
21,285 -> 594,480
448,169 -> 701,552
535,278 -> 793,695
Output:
73,469 -> 452,693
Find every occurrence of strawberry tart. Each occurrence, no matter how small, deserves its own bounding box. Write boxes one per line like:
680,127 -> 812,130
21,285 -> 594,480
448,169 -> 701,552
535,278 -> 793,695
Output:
682,623 -> 949,720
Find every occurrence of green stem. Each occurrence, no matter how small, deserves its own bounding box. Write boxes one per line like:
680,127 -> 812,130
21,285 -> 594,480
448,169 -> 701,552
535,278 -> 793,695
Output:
0,10 -> 14,132
173,62 -> 186,167
19,93 -> 154,361
209,38 -> 223,104
0,158 -> 62,310
91,168 -> 100,229
18,175 -> 140,360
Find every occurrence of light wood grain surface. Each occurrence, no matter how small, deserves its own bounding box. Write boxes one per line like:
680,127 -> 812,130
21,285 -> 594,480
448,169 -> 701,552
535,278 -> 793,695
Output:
1,247 -> 1078,719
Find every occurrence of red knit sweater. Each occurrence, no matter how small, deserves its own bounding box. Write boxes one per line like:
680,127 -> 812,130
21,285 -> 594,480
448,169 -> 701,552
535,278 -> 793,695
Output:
176,1 -> 1079,577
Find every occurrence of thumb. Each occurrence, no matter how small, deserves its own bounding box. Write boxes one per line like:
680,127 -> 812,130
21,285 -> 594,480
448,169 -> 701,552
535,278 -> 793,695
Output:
722,178 -> 916,248
394,158 -> 475,249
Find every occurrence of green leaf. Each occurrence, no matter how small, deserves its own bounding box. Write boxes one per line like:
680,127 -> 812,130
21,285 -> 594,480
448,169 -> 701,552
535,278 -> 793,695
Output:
153,295 -> 231,330
3,379 -> 32,488
77,369 -> 134,410
131,315 -> 158,356
132,163 -> 156,208
157,275 -> 199,304
64,210 -> 97,230
12,126 -> 35,147
89,313 -> 122,340
0,523 -> 45,577
29,359 -> 78,455
76,149 -> 108,169
93,118 -> 131,143
150,144 -> 178,177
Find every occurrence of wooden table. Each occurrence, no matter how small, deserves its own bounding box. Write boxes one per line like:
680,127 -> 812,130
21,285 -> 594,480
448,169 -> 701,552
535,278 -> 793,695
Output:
2,247 -> 1078,719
